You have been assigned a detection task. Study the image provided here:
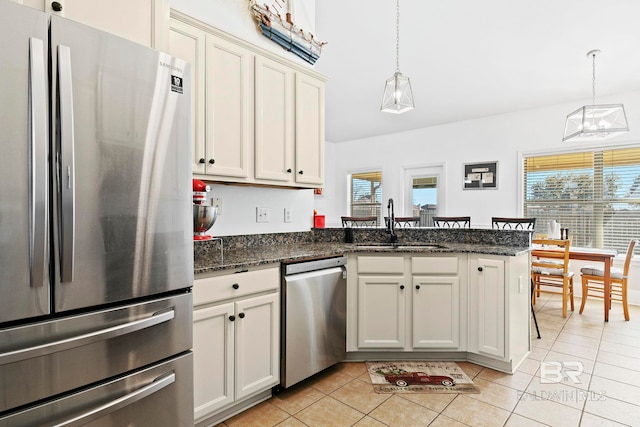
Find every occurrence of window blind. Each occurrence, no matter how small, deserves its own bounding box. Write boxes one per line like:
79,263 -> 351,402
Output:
350,171 -> 382,220
524,147 -> 640,253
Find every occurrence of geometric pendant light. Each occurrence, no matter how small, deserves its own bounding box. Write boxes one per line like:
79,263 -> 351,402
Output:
563,49 -> 629,142
381,0 -> 415,114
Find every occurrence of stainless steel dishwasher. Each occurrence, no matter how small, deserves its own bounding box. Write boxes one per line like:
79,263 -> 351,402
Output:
279,256 -> 347,389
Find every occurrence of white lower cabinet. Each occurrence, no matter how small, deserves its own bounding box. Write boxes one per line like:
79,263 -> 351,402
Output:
357,274 -> 406,348
348,253 -> 465,352
193,266 -> 280,425
193,302 -> 234,417
412,275 -> 460,349
468,257 -> 505,358
347,251 -> 530,373
468,253 -> 531,371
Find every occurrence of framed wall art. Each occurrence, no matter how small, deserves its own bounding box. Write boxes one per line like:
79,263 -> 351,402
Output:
463,161 -> 498,190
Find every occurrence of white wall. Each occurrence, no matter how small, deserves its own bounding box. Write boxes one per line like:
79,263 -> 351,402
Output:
200,185 -> 314,237
323,90 -> 640,228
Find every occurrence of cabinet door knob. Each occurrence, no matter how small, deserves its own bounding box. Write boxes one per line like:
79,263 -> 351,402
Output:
478,267 -> 483,272
51,1 -> 63,12
287,168 -> 292,173
399,285 -> 405,290
298,170 -> 304,175
232,283 -> 239,289
238,312 -> 245,319
415,285 -> 421,290
209,159 -> 215,164
198,158 -> 205,164
229,315 -> 236,322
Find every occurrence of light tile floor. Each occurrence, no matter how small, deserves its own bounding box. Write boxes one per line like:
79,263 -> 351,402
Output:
216,294 -> 640,426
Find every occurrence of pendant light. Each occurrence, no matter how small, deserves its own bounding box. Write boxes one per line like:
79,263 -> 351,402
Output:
563,49 -> 629,142
381,0 -> 414,114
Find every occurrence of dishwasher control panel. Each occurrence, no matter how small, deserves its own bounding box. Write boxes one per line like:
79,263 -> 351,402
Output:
283,255 -> 346,276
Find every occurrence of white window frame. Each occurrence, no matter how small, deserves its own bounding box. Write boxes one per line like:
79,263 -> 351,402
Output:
346,168 -> 383,222
402,163 -> 446,218
518,141 -> 640,255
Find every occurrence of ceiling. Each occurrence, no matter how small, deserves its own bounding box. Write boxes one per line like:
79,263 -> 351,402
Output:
313,0 -> 640,143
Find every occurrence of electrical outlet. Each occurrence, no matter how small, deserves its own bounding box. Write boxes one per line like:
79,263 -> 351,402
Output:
284,208 -> 292,223
211,197 -> 222,215
256,207 -> 270,223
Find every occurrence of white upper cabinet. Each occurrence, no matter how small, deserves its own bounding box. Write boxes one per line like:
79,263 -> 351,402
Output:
204,33 -> 253,179
169,19 -> 206,174
295,73 -> 325,185
254,55 -> 295,182
25,0 -> 169,49
169,20 -> 253,179
168,11 -> 327,189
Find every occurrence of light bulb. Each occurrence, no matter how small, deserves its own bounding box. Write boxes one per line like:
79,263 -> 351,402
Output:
599,119 -> 610,129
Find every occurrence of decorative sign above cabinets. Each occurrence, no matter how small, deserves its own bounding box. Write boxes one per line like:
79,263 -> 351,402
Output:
249,0 -> 326,65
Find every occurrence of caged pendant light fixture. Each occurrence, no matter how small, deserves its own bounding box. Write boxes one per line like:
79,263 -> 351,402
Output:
381,0 -> 414,114
563,49 -> 629,142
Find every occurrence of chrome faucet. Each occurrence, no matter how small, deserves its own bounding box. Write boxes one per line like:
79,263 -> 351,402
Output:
387,198 -> 397,243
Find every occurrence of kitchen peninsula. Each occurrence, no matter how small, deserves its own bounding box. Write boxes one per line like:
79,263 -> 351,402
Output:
192,227 -> 532,426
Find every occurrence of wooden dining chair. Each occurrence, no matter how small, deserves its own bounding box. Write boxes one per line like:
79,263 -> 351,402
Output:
532,238 -> 575,318
432,216 -> 471,228
492,217 -> 536,230
341,216 -> 378,227
384,216 -> 420,228
579,239 -> 636,321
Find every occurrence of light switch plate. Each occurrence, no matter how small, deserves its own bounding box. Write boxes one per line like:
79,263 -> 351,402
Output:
284,208 -> 292,223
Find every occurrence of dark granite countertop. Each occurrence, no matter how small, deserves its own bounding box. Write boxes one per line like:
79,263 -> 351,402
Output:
194,241 -> 531,275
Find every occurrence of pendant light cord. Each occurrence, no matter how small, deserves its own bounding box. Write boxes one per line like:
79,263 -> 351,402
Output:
591,51 -> 597,106
395,0 -> 400,72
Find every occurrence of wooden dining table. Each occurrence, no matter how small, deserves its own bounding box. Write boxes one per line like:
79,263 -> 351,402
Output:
531,245 -> 617,321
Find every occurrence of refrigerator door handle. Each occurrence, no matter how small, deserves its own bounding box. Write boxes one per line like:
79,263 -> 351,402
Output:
29,37 -> 48,289
53,372 -> 176,427
0,308 -> 175,365
57,45 -> 76,283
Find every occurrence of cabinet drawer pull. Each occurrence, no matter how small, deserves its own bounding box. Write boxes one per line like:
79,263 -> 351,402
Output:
229,315 -> 235,322
298,170 -> 304,175
51,1 -> 63,11
209,159 -> 215,164
198,158 -> 205,164
399,285 -> 404,290
232,283 -> 239,289
287,168 -> 292,173
238,312 -> 245,319
478,267 -> 483,272
415,285 -> 420,290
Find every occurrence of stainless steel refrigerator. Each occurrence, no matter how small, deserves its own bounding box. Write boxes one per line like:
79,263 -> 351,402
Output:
0,1 -> 194,425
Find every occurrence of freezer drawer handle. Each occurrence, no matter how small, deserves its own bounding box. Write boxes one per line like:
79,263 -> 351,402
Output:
0,309 -> 175,365
53,372 -> 176,427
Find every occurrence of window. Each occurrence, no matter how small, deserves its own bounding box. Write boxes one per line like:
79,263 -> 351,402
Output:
350,171 -> 382,221
524,147 -> 640,252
